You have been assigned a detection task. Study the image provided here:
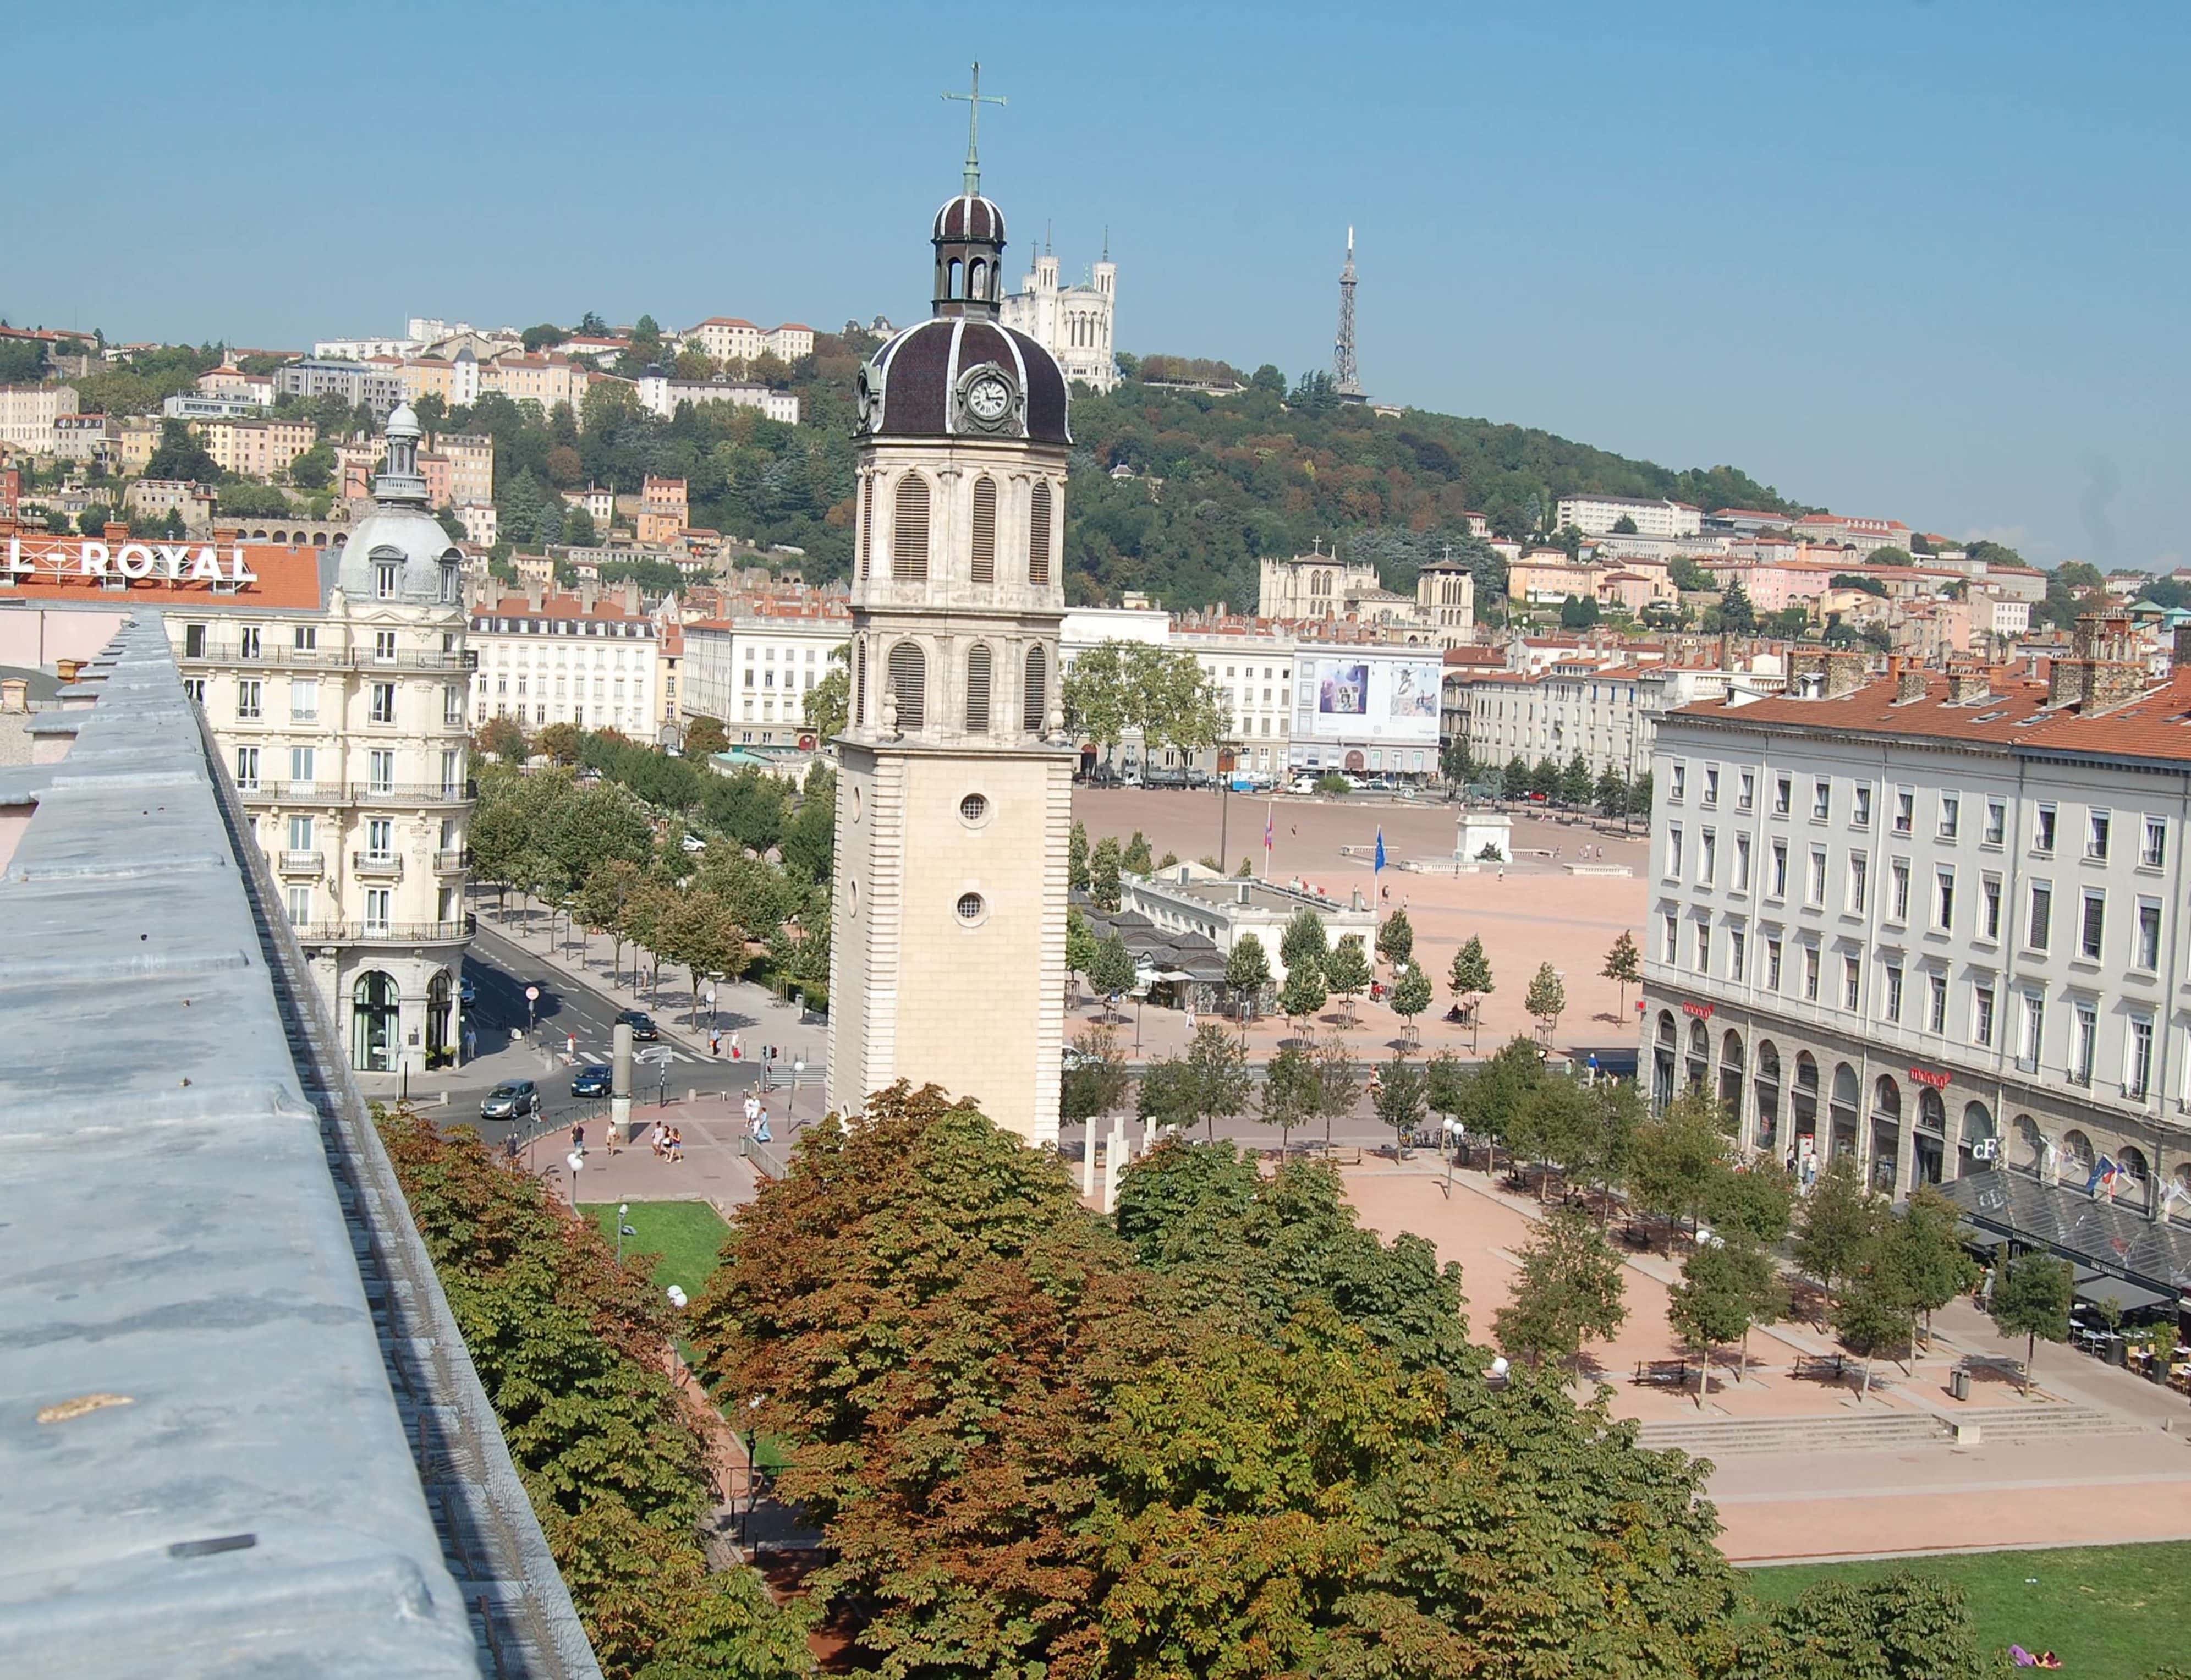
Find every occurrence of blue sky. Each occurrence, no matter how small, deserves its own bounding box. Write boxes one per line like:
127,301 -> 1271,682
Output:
4,1 -> 2183,568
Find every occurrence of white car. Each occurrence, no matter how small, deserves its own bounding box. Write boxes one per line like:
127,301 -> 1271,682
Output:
1288,775 -> 1320,794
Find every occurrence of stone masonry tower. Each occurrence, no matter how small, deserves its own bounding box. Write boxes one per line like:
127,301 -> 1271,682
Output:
826,112 -> 1075,1145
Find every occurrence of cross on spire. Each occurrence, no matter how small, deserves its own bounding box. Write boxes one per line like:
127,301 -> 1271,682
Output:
941,62 -> 1007,196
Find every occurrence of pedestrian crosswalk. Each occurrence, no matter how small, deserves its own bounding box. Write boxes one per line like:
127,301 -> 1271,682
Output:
573,1046 -> 705,1066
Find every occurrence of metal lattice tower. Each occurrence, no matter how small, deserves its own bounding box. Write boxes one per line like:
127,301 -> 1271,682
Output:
1332,225 -> 1365,399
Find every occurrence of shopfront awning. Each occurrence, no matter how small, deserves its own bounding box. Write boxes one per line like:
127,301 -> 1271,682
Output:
1943,1168 -> 2191,1307
2073,1271 -> 2172,1315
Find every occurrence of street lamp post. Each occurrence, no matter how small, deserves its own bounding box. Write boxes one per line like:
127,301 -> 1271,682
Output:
615,1201 -> 631,1266
790,1058 -> 805,1121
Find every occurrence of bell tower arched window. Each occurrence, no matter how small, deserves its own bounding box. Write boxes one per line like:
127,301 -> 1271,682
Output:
858,476 -> 872,580
970,476 -> 997,584
1028,480 -> 1052,585
893,476 -> 930,580
854,637 -> 867,725
966,644 -> 993,733
1022,643 -> 1048,734
887,641 -> 926,730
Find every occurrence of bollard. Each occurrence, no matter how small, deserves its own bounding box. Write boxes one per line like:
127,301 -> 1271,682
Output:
1081,1123 -> 1097,1199
688,1088 -> 698,1103
438,1090 -> 449,1108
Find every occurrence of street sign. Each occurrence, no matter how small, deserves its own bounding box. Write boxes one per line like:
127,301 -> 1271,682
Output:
635,1046 -> 675,1065
525,986 -> 540,1001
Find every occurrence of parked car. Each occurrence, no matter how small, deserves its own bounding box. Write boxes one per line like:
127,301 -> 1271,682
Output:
570,1064 -> 613,1099
1288,775 -> 1321,794
1145,766 -> 1191,789
480,1079 -> 540,1121
614,1009 -> 659,1041
458,976 -> 477,1007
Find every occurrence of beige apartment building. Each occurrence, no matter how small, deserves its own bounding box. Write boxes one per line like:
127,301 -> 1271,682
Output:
195,416 -> 319,479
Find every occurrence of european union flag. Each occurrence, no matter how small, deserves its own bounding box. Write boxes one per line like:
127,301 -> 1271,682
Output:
1374,826 -> 1386,874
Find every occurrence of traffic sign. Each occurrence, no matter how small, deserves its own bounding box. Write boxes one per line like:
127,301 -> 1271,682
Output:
635,1046 -> 675,1066
525,985 -> 540,1001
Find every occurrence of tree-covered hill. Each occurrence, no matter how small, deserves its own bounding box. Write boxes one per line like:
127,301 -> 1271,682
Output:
1061,369 -> 1800,611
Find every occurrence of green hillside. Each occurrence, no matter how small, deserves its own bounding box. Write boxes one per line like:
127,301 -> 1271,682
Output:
1062,369 -> 1800,611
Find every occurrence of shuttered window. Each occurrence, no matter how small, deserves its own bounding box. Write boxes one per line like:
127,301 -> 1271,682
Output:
1028,480 -> 1052,585
970,476 -> 997,584
854,637 -> 867,725
1022,643 -> 1047,734
965,644 -> 992,733
858,476 -> 872,580
892,476 -> 930,580
887,641 -> 926,730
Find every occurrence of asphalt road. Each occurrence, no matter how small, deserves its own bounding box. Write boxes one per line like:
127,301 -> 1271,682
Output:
459,924 -> 778,1138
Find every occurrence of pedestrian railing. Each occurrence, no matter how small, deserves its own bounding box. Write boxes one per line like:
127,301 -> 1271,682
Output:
740,1134 -> 791,1179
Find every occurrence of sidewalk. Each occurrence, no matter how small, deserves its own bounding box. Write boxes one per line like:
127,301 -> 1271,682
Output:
470,889 -> 828,1069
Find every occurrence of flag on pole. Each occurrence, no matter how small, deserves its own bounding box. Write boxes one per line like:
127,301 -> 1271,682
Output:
1374,826 -> 1386,875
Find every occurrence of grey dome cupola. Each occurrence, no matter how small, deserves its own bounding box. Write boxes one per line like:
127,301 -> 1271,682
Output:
336,403 -> 464,606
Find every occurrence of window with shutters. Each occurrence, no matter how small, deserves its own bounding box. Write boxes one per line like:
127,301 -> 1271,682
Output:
887,641 -> 926,729
892,476 -> 930,580
970,475 -> 997,583
854,637 -> 867,725
1022,642 -> 1047,733
1028,480 -> 1052,584
858,476 -> 871,580
965,643 -> 992,732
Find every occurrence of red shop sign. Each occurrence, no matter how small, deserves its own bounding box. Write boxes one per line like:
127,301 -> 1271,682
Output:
1682,1001 -> 1715,1019
1908,1066 -> 1951,1090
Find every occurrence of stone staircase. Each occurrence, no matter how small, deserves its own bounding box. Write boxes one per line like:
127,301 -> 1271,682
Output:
1634,1400 -> 2149,1458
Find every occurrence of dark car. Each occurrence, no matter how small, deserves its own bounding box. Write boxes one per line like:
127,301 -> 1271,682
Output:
570,1064 -> 613,1099
480,1079 -> 540,1121
458,976 -> 477,1007
614,1009 -> 659,1041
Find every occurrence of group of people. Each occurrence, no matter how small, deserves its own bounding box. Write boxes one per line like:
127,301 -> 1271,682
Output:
741,1092 -> 773,1145
565,1116 -> 683,1163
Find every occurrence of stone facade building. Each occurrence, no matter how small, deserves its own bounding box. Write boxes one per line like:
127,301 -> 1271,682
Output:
1642,626 -> 2191,1242
1001,237 -> 1119,393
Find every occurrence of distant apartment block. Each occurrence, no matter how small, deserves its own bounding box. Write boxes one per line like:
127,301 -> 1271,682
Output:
276,359 -> 406,419
1555,495 -> 1703,540
0,382 -> 79,450
636,476 -> 689,546
635,371 -> 799,425
195,416 -> 319,480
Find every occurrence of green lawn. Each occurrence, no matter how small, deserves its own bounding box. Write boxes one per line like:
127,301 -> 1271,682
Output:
580,1199 -> 731,1298
1744,1541 -> 2191,1679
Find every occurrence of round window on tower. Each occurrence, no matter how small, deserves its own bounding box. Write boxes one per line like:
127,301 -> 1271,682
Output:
956,891 -> 987,927
959,791 -> 990,827
850,784 -> 863,823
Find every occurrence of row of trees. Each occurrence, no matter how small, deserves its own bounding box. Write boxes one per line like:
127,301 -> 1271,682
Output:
468,737 -> 833,1017
685,1084 -> 2000,1679
1060,639 -> 1229,770
379,1106 -> 814,1677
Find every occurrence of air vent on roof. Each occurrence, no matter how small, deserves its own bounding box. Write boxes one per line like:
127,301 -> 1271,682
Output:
1971,709 -> 2008,722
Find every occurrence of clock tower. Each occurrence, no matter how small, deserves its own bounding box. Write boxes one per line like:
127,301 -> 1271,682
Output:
826,146 -> 1076,1146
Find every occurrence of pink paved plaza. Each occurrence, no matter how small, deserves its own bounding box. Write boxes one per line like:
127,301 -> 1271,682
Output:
1072,789 -> 1649,1060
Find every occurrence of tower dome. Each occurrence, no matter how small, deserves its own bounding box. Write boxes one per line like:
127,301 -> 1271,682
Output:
337,403 -> 464,607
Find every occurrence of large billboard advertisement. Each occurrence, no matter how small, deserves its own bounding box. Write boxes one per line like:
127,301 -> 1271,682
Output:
1302,656 -> 1442,744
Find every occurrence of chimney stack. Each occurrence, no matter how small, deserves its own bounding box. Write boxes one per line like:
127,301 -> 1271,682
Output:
2172,623 -> 2191,672
524,576 -> 545,613
1946,662 -> 1991,705
1892,656 -> 1928,704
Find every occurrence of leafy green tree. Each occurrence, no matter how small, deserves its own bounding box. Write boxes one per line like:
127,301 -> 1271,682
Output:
76,506 -> 112,536
655,888 -> 749,1028
1088,931 -> 1137,1015
1278,906 -> 1328,975
1141,1023 -> 1252,1143
1502,754 -> 1531,800
1424,1050 -> 1467,1134
1065,902 -> 1100,996
1532,756 -> 1561,799
1523,960 -> 1566,1040
803,647 -> 849,739
1670,1235 -> 1784,1391
1277,956 -> 1328,1035
145,418 -> 218,481
1459,1035 -> 1545,1148
1062,1024 -> 1133,1140
1990,1249 -> 2073,1391
1559,751 -> 1593,809
1601,928 -> 1641,1011
1372,1053 -> 1426,1159
1224,931 -> 1271,1022
1448,934 -> 1492,1018
1866,545 -> 1914,567
537,721 -> 583,765
1705,1157 -> 1798,1247
1089,834 -> 1123,910
1752,1572 -> 1994,1680
1795,1153 -> 1884,1315
1558,592 -> 1600,630
1068,819 -> 1091,893
1493,1205 -> 1627,1369
1832,1253 -> 1913,1398
1390,961 -> 1434,1039
1884,1185 -> 1979,1347
1258,1040 -> 1316,1155
1625,1089 -> 1729,1251
1309,1035 -> 1361,1152
1504,1074 -> 1594,1182
681,715 -> 728,756
1121,828 -> 1154,875
1325,933 -> 1372,1022
1375,906 -> 1414,967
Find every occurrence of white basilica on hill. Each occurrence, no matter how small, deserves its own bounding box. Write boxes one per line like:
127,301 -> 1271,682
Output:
1000,232 -> 1119,393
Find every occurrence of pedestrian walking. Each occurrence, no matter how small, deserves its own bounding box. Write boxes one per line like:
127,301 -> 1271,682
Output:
569,1119 -> 586,1157
709,1028 -> 722,1057
730,1032 -> 743,1061
462,1025 -> 476,1063
754,1106 -> 772,1144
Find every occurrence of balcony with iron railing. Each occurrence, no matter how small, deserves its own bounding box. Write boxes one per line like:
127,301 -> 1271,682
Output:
295,915 -> 475,945
276,849 -> 323,876
237,779 -> 475,805
433,848 -> 471,872
350,851 -> 403,879
179,642 -> 476,672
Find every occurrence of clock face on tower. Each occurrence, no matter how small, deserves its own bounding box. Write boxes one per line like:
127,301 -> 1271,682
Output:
956,363 -> 1019,434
